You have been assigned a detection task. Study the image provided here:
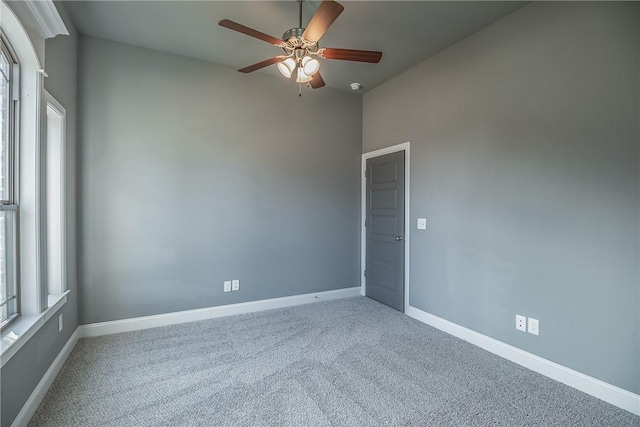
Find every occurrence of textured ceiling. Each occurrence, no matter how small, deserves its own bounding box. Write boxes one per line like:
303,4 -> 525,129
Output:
63,1 -> 526,93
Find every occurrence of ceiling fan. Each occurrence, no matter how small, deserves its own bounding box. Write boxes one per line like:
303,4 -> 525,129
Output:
218,0 -> 382,90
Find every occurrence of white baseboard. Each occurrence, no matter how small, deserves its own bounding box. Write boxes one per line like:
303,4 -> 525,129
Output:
405,305 -> 640,416
11,327 -> 81,427
80,287 -> 361,338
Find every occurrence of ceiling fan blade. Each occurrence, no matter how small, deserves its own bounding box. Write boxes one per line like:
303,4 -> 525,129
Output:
218,19 -> 283,46
238,57 -> 284,73
302,0 -> 344,42
310,72 -> 326,89
321,48 -> 382,63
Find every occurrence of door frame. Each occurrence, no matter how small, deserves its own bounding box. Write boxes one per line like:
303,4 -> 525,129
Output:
361,141 -> 410,313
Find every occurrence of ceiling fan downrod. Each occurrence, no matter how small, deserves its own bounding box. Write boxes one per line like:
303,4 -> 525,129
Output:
299,0 -> 303,29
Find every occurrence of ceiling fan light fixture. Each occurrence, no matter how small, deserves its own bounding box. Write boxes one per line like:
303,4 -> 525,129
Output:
277,58 -> 296,78
302,56 -> 320,76
296,67 -> 313,83
219,0 -> 383,93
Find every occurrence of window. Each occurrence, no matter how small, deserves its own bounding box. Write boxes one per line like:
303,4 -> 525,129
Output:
45,93 -> 66,295
1,1 -> 70,367
0,35 -> 19,328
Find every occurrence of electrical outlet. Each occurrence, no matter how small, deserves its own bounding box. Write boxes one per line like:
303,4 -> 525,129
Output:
528,318 -> 539,336
417,218 -> 427,230
224,281 -> 232,292
516,315 -> 526,332
232,280 -> 240,291
58,314 -> 63,332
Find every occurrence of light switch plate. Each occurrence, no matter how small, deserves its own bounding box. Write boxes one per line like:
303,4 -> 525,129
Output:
224,281 -> 232,292
232,280 -> 240,291
528,318 -> 539,335
417,218 -> 427,230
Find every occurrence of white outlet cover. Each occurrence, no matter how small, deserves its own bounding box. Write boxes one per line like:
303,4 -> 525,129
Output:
516,315 -> 526,332
232,280 -> 240,291
417,218 -> 427,230
224,281 -> 232,292
528,318 -> 539,335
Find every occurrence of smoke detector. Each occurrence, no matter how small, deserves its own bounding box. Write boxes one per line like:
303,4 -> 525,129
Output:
350,82 -> 361,91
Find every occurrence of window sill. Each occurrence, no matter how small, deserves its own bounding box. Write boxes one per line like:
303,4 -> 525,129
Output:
1,290 -> 70,368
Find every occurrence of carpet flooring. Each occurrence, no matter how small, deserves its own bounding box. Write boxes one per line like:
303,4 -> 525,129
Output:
30,297 -> 639,426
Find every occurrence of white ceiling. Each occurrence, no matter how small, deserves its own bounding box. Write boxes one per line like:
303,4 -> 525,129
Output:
63,1 -> 526,93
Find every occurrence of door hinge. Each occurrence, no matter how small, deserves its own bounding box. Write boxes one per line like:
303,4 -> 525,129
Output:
364,220 -> 367,227
364,270 -> 367,277
364,170 -> 367,178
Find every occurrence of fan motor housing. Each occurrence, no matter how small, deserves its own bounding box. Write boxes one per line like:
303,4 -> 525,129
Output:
282,28 -> 305,42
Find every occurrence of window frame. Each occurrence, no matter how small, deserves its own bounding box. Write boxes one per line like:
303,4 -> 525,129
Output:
0,33 -> 20,329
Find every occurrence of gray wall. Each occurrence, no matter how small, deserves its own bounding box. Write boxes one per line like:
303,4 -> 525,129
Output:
363,2 -> 640,394
77,37 -> 362,324
1,2 -> 79,426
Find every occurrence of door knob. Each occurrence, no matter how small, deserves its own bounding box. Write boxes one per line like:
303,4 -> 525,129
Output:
395,236 -> 403,241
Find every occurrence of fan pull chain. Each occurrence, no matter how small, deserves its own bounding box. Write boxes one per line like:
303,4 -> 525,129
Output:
299,83 -> 302,97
